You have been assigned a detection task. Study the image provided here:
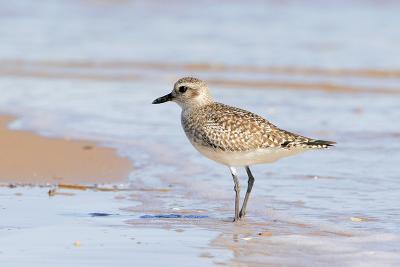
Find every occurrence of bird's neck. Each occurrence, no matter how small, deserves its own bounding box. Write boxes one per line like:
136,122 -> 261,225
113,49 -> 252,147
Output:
180,95 -> 213,111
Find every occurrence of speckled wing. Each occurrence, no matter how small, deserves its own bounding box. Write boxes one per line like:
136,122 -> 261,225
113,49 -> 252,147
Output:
182,103 -> 330,152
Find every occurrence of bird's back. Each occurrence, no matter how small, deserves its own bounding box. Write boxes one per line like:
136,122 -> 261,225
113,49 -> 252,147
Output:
181,103 -> 334,153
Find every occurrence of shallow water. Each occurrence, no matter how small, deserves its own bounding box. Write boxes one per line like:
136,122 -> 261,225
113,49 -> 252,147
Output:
0,0 -> 400,266
0,187 -> 230,267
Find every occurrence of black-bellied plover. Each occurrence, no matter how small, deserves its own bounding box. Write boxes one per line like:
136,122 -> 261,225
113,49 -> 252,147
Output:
153,77 -> 335,221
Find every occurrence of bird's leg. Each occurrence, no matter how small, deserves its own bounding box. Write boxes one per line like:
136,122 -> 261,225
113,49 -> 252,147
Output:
239,166 -> 255,219
229,167 -> 240,222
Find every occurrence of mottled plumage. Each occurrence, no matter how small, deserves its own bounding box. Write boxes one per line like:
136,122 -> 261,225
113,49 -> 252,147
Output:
182,102 -> 334,152
153,77 -> 335,221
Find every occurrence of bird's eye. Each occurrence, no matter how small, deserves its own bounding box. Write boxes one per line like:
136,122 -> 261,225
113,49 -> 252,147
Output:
179,86 -> 188,93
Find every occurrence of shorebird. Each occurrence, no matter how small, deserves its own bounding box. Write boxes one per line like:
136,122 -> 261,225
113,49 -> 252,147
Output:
152,77 -> 335,221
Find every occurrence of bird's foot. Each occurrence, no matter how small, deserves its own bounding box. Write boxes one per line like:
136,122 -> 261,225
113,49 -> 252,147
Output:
233,215 -> 246,222
238,211 -> 246,220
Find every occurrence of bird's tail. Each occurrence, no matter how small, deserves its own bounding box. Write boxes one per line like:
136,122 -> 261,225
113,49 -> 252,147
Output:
304,139 -> 336,148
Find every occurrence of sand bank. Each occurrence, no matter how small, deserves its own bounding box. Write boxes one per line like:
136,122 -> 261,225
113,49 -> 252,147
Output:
1,59 -> 399,94
0,115 -> 132,184
3,59 -> 400,78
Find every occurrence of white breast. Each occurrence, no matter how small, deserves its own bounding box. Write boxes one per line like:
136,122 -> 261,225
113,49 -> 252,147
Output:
191,141 -> 307,167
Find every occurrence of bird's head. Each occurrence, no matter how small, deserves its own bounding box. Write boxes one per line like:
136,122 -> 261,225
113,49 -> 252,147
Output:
152,77 -> 213,109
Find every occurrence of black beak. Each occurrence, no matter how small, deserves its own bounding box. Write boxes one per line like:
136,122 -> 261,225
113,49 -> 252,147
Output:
152,93 -> 174,104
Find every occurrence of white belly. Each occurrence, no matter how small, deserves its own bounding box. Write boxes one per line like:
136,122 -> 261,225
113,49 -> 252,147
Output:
192,142 -> 307,167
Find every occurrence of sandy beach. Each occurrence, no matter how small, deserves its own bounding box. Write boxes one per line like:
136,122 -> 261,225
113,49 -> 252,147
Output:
0,115 -> 132,184
0,1 -> 399,266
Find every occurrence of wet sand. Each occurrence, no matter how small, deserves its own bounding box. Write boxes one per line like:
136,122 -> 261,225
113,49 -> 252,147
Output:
1,59 -> 399,94
3,59 -> 400,78
1,1 -> 399,266
0,115 -> 132,184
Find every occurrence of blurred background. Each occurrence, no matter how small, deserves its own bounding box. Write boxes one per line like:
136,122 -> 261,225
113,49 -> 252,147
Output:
0,1 -> 399,266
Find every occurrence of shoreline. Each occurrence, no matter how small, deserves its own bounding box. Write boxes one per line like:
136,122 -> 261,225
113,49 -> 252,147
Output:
0,115 -> 133,185
1,59 -> 399,95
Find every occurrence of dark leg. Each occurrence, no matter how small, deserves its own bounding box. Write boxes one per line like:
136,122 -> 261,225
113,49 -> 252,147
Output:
229,167 -> 240,222
239,166 -> 255,219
